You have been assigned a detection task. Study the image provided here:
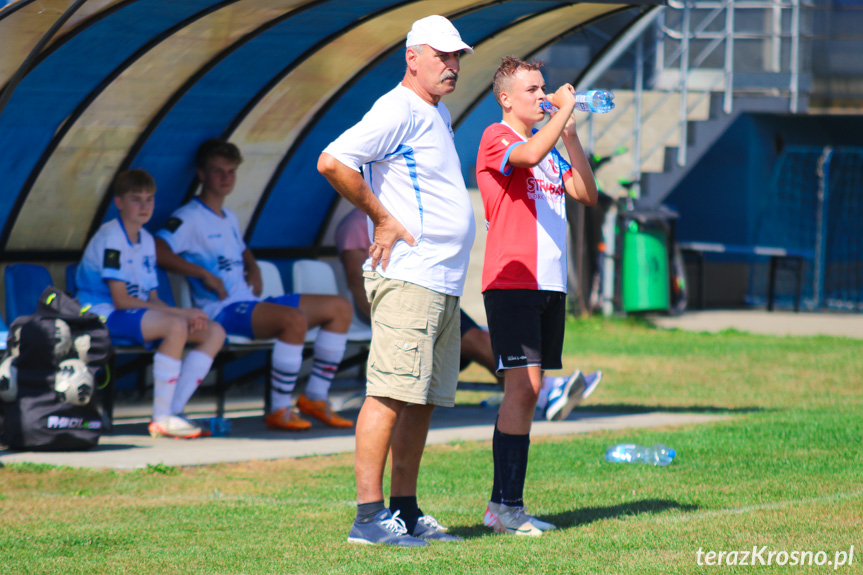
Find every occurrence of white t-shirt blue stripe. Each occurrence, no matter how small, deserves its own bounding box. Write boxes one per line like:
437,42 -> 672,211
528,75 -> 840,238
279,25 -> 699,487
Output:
156,198 -> 258,319
323,84 -> 475,296
76,218 -> 158,318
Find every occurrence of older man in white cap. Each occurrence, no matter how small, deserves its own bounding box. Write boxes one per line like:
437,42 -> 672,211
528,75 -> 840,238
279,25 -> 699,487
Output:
318,15 -> 475,547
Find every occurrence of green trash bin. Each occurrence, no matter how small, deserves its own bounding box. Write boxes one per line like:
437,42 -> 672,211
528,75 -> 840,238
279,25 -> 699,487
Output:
621,217 -> 670,313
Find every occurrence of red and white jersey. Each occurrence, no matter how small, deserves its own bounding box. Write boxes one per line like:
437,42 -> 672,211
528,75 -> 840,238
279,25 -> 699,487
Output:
477,122 -> 572,293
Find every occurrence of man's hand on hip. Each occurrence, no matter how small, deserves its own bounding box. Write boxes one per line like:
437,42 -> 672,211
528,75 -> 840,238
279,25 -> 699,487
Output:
370,215 -> 416,271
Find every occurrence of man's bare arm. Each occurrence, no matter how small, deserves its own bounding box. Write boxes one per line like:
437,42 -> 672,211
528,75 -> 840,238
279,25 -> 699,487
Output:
318,152 -> 416,270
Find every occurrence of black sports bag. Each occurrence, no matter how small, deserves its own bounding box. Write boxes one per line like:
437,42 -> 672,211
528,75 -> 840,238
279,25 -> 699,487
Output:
1,287 -> 111,451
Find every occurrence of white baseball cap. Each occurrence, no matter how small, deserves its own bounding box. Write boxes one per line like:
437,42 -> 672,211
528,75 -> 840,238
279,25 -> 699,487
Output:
406,15 -> 474,55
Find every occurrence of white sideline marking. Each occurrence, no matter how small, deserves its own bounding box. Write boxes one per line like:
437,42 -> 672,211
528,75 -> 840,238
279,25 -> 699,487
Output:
657,489 -> 863,523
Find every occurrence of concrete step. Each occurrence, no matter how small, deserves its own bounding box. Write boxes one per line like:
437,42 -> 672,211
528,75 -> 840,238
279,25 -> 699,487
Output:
571,89 -> 712,196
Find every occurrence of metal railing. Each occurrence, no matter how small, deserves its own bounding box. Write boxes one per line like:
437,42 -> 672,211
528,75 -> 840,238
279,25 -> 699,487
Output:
575,0 -> 813,198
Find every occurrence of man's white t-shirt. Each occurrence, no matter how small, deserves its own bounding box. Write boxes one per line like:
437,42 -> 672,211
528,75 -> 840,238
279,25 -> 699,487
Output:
76,218 -> 159,318
323,84 -> 475,297
156,198 -> 258,319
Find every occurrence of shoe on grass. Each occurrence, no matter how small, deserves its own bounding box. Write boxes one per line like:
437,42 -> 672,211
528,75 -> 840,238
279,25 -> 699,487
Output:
264,407 -> 312,431
582,370 -> 603,399
148,415 -> 203,439
297,394 -> 354,428
347,509 -> 429,547
411,514 -> 462,542
484,502 -> 552,535
544,369 -> 586,421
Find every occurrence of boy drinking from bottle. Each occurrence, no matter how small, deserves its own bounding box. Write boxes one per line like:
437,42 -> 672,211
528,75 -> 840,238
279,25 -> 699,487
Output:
476,56 -> 598,535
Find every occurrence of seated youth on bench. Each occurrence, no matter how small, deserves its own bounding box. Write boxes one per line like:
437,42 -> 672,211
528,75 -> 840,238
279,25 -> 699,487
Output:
76,169 -> 226,439
155,139 -> 355,431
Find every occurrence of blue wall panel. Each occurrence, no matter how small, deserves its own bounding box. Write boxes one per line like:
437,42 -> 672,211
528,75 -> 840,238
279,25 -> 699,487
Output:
667,113 -> 863,250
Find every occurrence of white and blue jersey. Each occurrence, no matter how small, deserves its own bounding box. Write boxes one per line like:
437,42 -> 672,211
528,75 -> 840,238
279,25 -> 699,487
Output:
323,84 -> 475,297
156,197 -> 257,319
76,218 -> 158,318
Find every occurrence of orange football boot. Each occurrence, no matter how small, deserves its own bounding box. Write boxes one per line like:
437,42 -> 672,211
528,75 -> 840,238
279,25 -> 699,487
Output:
265,407 -> 312,431
297,394 -> 354,428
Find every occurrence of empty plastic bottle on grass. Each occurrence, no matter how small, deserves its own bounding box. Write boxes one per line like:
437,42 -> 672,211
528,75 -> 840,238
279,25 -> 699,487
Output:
605,443 -> 675,466
541,90 -> 615,114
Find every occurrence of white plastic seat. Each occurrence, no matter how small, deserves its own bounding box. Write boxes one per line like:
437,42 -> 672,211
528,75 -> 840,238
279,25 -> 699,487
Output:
168,269 -> 193,309
347,317 -> 372,342
291,259 -> 371,342
291,259 -> 338,295
257,260 -> 284,299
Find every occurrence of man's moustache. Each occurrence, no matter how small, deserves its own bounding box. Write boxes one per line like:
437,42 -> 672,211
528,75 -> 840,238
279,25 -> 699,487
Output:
441,71 -> 458,82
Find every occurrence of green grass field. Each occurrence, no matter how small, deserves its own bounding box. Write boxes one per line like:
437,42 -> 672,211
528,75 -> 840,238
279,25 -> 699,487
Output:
2,317 -> 861,574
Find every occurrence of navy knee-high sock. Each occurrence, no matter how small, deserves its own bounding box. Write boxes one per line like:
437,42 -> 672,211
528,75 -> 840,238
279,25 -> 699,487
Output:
490,423 -> 502,504
496,427 -> 530,508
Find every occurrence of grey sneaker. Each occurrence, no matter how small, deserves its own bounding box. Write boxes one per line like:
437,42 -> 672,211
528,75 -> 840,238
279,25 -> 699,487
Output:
582,370 -> 603,399
484,501 -> 556,532
411,514 -> 462,542
544,370 -> 586,421
347,509 -> 429,547
489,504 -> 544,536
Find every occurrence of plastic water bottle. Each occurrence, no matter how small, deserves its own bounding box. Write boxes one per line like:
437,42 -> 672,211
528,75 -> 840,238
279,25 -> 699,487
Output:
541,90 -> 615,114
197,417 -> 232,437
605,443 -> 675,466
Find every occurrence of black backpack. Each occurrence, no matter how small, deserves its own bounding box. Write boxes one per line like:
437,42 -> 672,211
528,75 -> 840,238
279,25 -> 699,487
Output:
1,287 -> 111,451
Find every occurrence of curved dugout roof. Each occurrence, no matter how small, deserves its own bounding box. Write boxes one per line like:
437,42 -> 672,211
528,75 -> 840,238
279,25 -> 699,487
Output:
0,0 -> 657,261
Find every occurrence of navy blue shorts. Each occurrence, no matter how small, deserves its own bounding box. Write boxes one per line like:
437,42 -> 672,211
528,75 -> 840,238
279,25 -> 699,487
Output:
458,310 -> 481,371
106,308 -> 155,349
483,289 -> 565,372
215,294 -> 302,338
459,309 -> 479,337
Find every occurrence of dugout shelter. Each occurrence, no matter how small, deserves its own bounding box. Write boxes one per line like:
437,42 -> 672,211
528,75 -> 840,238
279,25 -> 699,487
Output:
0,0 -> 658,289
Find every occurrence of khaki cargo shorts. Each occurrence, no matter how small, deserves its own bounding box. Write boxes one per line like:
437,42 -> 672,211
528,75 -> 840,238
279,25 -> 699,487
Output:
363,271 -> 461,407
